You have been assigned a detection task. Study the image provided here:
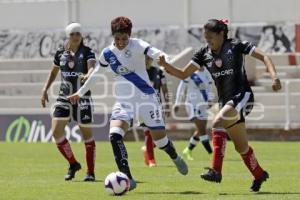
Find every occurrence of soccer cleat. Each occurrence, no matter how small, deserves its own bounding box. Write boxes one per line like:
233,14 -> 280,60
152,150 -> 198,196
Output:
173,156 -> 188,175
250,171 -> 269,192
129,179 -> 137,191
148,159 -> 156,167
64,162 -> 81,181
182,147 -> 194,161
83,172 -> 95,182
200,167 -> 222,183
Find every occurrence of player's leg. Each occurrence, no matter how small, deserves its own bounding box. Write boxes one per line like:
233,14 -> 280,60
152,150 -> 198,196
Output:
182,105 -> 198,160
226,121 -> 269,192
200,104 -> 239,183
52,117 -> 81,180
183,118 -> 211,160
150,130 -> 188,175
139,97 -> 188,175
79,125 -> 96,181
109,119 -> 136,190
196,119 -> 212,154
143,128 -> 156,167
77,97 -> 96,181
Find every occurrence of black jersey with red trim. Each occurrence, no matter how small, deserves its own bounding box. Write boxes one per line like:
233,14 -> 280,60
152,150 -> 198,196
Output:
147,66 -> 166,95
53,43 -> 96,99
191,39 -> 255,105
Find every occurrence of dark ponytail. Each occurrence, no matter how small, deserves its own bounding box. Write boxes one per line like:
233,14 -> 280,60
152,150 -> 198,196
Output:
204,19 -> 229,40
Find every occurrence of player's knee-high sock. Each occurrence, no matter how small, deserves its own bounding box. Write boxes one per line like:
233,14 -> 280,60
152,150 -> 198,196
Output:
84,138 -> 96,174
211,128 -> 227,174
110,133 -> 133,179
55,136 -> 77,164
188,135 -> 199,150
155,136 -> 178,160
144,130 -> 155,161
241,146 -> 264,180
200,135 -> 213,154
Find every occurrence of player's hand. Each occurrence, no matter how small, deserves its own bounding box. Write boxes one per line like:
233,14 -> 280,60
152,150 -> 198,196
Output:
68,93 -> 80,105
79,74 -> 89,83
272,77 -> 282,91
41,90 -> 49,108
157,55 -> 167,67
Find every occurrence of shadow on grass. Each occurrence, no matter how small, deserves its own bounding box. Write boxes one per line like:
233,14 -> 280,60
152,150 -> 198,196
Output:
219,191 -> 300,196
72,180 -> 146,184
72,180 -> 103,183
137,191 -> 204,195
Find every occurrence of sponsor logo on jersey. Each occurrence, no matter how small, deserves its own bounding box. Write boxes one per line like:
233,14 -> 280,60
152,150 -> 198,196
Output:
227,49 -> 233,55
68,61 -> 75,69
212,69 -> 234,78
215,58 -> 223,68
124,49 -> 132,58
82,115 -> 91,120
61,71 -> 83,77
206,62 -> 213,68
116,66 -> 134,75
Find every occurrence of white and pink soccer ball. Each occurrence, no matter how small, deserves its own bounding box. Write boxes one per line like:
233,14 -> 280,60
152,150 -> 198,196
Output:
104,171 -> 130,196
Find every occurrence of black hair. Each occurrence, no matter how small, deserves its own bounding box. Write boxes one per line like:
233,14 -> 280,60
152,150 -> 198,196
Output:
204,19 -> 229,40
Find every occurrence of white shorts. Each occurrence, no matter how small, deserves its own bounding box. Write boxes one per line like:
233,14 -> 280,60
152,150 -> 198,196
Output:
110,94 -> 165,130
185,102 -> 208,121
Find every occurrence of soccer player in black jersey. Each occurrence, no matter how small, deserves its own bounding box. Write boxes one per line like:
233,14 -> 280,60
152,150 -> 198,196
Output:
158,19 -> 281,192
142,56 -> 170,167
41,23 -> 97,181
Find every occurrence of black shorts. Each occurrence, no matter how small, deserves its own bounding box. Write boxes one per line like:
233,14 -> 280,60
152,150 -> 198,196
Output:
53,97 -> 93,124
224,91 -> 254,124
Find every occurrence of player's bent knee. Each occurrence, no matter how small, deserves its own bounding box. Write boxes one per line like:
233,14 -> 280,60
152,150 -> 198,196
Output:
154,136 -> 169,149
212,118 -> 223,128
109,127 -> 125,138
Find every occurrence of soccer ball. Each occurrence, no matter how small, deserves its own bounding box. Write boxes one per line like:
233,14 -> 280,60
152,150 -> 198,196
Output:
104,171 -> 130,195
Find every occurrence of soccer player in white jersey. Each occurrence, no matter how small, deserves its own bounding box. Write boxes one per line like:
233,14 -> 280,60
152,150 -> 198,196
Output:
68,16 -> 188,191
174,68 -> 214,160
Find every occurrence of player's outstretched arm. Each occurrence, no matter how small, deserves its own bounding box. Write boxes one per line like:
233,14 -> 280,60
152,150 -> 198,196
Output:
157,55 -> 198,80
79,59 -> 97,83
68,64 -> 100,104
251,48 -> 282,91
41,66 -> 59,107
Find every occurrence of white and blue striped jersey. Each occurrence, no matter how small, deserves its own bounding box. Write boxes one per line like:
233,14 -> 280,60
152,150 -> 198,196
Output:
175,68 -> 214,106
99,38 -> 159,99
77,38 -> 167,100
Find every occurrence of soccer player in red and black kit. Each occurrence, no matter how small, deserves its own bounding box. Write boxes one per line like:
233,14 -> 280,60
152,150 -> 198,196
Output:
142,56 -> 171,167
41,23 -> 97,181
158,19 -> 282,192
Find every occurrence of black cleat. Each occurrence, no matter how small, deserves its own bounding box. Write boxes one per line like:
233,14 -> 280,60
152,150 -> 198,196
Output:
83,173 -> 95,182
64,162 -> 81,181
250,171 -> 269,192
200,167 -> 222,183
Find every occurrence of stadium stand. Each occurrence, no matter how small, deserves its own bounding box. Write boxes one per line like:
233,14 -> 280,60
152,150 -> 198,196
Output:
1,52 -> 300,132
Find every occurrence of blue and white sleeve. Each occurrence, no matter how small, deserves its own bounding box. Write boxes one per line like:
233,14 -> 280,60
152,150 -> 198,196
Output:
99,50 -> 109,67
138,39 -> 169,67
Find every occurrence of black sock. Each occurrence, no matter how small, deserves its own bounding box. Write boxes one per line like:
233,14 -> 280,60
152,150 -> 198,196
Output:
201,139 -> 212,154
160,140 -> 178,160
188,136 -> 199,150
110,133 -> 133,179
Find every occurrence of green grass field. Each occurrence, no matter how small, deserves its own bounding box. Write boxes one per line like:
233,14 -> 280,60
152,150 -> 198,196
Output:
0,141 -> 299,200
